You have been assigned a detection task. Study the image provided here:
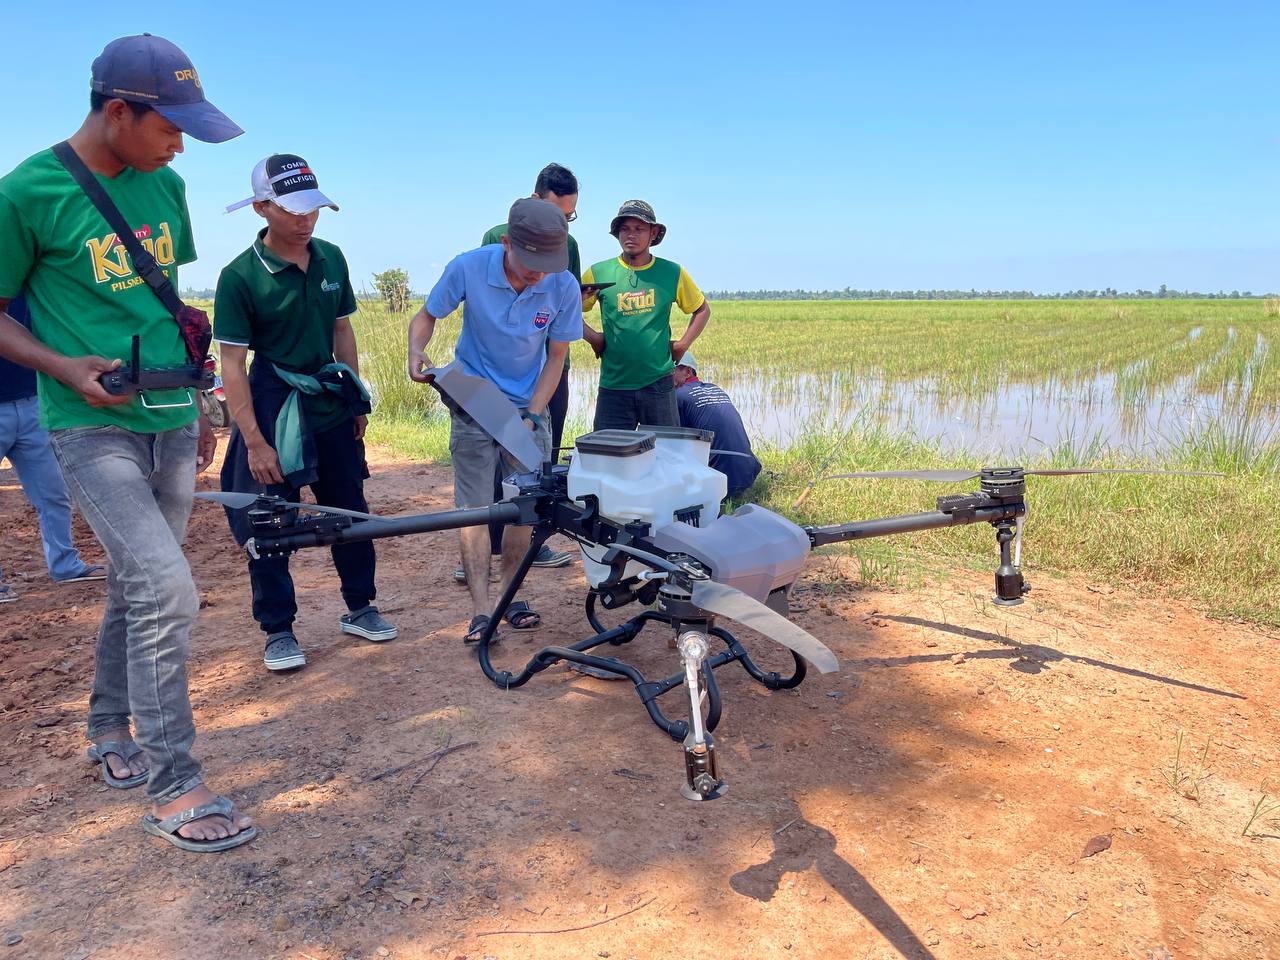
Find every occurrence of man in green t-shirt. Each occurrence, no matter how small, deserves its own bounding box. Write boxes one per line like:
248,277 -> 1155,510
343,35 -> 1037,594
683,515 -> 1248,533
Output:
0,34 -> 255,852
215,154 -> 397,674
582,200 -> 711,430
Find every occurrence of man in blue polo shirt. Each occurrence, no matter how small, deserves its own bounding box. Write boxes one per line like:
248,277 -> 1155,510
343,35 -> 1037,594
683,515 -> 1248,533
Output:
408,199 -> 581,643
0,295 -> 105,601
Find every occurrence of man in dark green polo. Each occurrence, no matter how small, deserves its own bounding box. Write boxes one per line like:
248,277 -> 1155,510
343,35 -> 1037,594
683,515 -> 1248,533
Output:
215,154 -> 396,673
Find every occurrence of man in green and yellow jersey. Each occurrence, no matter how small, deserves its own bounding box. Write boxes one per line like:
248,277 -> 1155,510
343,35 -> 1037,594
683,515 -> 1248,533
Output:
582,200 -> 710,430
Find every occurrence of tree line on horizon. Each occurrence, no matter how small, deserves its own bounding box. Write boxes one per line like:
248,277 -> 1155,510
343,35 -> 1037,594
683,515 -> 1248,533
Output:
179,282 -> 1277,302
701,284 -> 1275,301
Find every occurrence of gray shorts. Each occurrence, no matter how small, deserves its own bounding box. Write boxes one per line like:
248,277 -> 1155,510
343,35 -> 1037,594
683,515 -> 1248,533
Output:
449,406 -> 552,508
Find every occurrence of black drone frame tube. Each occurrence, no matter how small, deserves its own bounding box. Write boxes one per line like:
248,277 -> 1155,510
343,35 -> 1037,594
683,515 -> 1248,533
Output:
808,503 -> 1022,548
251,502 -> 525,554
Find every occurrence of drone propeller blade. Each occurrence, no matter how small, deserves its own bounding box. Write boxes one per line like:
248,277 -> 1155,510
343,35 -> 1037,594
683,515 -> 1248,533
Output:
690,580 -> 839,674
1022,468 -> 1223,477
194,491 -> 391,523
427,361 -> 544,471
823,469 -> 981,483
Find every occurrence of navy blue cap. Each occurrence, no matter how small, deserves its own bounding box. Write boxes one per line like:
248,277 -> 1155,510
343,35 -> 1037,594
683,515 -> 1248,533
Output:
90,34 -> 242,144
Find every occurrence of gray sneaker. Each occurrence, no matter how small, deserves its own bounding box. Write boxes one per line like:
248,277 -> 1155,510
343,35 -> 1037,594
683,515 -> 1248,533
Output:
532,545 -> 574,568
0,582 -> 17,604
264,632 -> 306,672
340,605 -> 398,642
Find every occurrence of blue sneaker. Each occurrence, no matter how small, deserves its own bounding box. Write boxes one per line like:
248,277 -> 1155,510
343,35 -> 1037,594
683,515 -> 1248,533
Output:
340,605 -> 398,642
263,632 -> 305,672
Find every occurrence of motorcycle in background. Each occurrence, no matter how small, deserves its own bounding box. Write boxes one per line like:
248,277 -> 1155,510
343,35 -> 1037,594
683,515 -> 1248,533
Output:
198,355 -> 230,427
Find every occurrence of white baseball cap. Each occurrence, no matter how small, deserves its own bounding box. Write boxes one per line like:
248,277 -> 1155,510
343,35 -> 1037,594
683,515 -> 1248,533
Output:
226,154 -> 338,214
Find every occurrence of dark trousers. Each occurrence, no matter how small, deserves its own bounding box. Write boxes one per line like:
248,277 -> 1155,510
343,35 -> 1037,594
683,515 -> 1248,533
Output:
234,419 -> 376,636
593,374 -> 679,432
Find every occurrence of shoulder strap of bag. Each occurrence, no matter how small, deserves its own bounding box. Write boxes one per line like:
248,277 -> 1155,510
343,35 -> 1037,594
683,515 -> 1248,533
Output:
51,141 -> 185,318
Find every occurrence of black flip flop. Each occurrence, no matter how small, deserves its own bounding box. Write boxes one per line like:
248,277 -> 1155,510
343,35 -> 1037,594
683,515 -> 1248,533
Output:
464,614 -> 499,644
503,600 -> 541,630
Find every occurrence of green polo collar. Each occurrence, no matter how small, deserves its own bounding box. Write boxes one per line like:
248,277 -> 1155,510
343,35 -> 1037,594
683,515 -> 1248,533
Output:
251,227 -> 327,275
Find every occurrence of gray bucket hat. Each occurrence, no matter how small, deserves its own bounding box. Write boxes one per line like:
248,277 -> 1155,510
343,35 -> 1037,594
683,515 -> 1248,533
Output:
609,199 -> 666,246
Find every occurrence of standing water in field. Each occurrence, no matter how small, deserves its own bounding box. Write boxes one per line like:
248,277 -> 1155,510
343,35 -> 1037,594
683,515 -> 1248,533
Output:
568,312 -> 1278,463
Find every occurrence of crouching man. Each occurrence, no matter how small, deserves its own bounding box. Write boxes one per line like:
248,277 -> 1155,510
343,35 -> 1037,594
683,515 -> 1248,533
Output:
217,154 -> 396,673
408,199 -> 581,643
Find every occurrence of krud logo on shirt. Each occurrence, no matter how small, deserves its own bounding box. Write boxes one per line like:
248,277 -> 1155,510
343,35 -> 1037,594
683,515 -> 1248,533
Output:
616,289 -> 656,313
533,310 -> 552,329
86,223 -> 177,292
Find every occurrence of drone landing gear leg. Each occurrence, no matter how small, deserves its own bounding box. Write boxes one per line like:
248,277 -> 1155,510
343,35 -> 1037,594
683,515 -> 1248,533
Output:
708,627 -> 808,691
476,524 -> 552,679
676,629 -> 727,801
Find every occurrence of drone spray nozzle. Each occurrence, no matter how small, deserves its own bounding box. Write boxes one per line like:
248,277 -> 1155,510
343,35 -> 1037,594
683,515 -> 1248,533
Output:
992,519 -> 1030,606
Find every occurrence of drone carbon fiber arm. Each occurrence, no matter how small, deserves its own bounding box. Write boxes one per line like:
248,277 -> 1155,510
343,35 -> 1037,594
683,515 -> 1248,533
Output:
246,501 -> 530,558
805,498 -> 1024,548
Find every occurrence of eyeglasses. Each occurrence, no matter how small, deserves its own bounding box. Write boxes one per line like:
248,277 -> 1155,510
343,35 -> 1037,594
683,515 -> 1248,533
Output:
564,211 -> 578,223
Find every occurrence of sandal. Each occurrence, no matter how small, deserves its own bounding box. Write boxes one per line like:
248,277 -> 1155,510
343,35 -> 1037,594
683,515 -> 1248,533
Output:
141,795 -> 258,853
503,600 -> 541,630
86,740 -> 148,789
464,614 -> 498,645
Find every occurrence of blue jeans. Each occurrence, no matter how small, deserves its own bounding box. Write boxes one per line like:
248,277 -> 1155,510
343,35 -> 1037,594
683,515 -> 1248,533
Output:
0,395 -> 89,581
49,423 -> 203,803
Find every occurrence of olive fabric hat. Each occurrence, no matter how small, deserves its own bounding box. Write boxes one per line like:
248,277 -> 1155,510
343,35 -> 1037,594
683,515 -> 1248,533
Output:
225,154 -> 338,215
90,33 -> 243,144
609,199 -> 666,246
506,198 -> 569,273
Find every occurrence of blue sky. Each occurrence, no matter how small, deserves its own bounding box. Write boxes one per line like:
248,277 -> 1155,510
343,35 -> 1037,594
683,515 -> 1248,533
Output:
2,1 -> 1277,294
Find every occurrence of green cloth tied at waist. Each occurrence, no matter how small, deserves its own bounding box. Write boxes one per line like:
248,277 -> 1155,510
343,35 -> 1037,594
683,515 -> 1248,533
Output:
272,362 -> 372,485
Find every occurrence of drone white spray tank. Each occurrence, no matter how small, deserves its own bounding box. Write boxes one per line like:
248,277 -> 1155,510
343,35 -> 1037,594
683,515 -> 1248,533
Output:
567,427 -> 726,585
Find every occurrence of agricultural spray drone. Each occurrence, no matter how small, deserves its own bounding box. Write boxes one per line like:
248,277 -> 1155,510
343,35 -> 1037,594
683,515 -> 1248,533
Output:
201,364 -> 1212,802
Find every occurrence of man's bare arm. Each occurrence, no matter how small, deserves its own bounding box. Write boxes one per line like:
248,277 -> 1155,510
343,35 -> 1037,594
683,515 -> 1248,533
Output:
672,300 -> 711,362
407,306 -> 438,382
219,342 -> 283,485
528,339 -> 569,417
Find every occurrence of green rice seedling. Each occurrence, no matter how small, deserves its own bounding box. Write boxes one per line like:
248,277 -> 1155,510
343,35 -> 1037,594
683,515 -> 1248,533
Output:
1160,729 -> 1213,801
1241,786 -> 1280,838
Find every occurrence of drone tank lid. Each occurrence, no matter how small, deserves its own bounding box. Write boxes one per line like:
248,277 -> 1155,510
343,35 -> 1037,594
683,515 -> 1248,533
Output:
637,424 -> 715,444
574,430 -> 657,457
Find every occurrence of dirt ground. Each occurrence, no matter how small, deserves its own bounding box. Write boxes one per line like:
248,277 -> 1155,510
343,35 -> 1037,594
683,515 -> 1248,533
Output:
1,436 -> 1278,960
